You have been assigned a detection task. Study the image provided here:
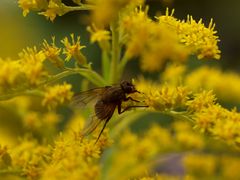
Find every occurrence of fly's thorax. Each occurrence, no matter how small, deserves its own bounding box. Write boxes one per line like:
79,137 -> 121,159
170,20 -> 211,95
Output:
101,89 -> 126,103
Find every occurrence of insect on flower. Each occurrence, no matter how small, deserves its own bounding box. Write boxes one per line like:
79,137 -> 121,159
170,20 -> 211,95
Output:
71,80 -> 148,143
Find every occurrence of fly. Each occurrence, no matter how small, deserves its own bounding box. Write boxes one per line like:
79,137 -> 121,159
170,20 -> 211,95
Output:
71,80 -> 148,143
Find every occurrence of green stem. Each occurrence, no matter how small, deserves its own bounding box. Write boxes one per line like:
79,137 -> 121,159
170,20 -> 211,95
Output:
110,19 -> 120,84
43,68 -> 106,87
0,90 -> 43,101
0,68 -> 106,101
102,50 -> 110,83
71,68 -> 107,86
118,54 -> 129,77
163,110 -> 194,123
0,169 -> 22,175
64,5 -> 95,11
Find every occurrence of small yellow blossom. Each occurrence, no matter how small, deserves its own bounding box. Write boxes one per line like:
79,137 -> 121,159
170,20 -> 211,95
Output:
121,8 -> 190,72
0,59 -> 21,90
186,90 -> 216,112
87,24 -> 111,50
157,8 -> 221,60
10,138 -> 49,172
18,0 -> 48,16
79,139 -> 101,160
18,47 -> 47,86
161,64 -> 186,86
90,0 -> 144,26
39,0 -> 68,21
87,24 -> 111,43
42,83 -> 73,109
43,37 -> 63,68
61,34 -> 86,65
145,85 -> 189,111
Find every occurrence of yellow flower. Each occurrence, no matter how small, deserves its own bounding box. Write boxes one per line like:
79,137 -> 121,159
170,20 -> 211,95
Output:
39,0 -> 68,21
18,47 -> 47,86
121,8 -> 190,72
0,59 -> 21,91
79,139 -> 101,160
90,0 -> 143,26
11,137 -> 49,179
161,64 -> 186,86
157,8 -> 221,60
42,37 -> 63,68
61,34 -> 86,65
42,83 -> 73,109
185,66 -> 240,103
87,24 -> 111,43
186,90 -> 216,112
145,85 -> 189,111
87,24 -> 111,50
18,0 -> 48,16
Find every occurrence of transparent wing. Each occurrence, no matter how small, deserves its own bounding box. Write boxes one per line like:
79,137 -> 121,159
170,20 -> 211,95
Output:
80,114 -> 102,137
80,103 -> 116,137
70,87 -> 109,108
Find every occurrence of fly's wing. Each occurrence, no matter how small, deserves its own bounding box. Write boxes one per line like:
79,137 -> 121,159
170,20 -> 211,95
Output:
70,86 -> 110,108
79,114 -> 102,137
80,103 -> 117,138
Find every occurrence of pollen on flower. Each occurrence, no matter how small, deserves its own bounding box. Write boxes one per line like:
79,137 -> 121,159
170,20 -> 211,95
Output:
61,34 -> 86,65
42,83 -> 73,109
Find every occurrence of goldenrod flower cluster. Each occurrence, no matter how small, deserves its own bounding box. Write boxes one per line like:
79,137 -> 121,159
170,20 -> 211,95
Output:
0,0 -> 239,179
136,78 -> 240,147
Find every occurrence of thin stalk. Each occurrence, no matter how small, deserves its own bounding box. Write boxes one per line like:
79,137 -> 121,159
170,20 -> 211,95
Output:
110,19 -> 120,83
0,169 -> 22,175
102,50 -> 110,83
64,5 -> 95,11
0,90 -> 44,101
0,68 -> 106,101
163,110 -> 194,123
118,54 -> 129,76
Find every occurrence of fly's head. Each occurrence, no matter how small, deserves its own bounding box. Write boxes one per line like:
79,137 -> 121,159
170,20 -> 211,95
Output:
120,80 -> 139,94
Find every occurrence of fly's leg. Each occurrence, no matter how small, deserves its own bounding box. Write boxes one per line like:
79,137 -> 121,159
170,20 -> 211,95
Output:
95,117 -> 110,144
117,103 -> 148,114
124,96 -> 140,103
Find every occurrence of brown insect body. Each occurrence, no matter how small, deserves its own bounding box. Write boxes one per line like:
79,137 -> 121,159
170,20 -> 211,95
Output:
71,80 -> 147,143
